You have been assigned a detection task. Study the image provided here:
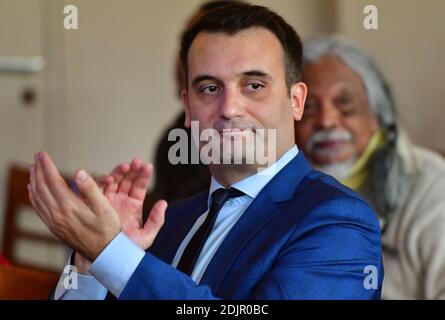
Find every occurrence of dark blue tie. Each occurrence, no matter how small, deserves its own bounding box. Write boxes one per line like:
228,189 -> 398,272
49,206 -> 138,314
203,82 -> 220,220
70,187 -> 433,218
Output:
176,187 -> 245,275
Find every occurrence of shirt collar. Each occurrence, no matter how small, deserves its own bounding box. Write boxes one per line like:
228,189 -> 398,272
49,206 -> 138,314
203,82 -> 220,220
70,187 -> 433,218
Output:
208,145 -> 299,205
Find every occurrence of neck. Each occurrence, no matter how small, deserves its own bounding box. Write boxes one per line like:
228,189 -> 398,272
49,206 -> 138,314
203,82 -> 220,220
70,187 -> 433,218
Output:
209,164 -> 257,188
209,143 -> 294,187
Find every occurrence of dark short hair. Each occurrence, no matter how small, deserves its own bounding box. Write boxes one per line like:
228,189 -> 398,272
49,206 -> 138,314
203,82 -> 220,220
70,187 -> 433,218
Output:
180,3 -> 303,91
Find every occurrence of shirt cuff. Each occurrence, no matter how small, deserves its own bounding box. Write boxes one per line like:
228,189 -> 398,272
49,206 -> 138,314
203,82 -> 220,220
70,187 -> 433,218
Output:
89,232 -> 145,298
54,252 -> 108,300
57,272 -> 108,300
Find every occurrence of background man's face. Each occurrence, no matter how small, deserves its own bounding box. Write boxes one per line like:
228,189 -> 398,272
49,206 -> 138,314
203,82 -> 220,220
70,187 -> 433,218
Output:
183,27 -> 300,164
295,55 -> 378,166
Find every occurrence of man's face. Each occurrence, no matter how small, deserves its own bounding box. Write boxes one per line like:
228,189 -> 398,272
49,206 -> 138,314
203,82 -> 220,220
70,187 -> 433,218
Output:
182,27 -> 306,166
295,55 -> 378,167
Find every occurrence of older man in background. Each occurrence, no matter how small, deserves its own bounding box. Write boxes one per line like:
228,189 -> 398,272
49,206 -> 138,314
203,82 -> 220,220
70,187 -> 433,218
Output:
295,36 -> 445,299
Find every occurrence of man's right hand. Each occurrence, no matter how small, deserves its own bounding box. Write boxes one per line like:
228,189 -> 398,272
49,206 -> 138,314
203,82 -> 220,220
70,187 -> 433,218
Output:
74,159 -> 167,273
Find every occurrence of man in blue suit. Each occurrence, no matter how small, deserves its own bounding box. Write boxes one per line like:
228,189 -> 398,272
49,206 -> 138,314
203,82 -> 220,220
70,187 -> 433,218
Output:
28,3 -> 383,299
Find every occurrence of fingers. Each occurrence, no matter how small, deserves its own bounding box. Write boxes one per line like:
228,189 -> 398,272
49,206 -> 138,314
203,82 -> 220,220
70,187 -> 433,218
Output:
117,159 -> 143,194
98,175 -> 114,193
129,163 -> 153,201
74,169 -> 111,214
28,165 -> 51,225
101,159 -> 151,199
141,200 -> 168,246
110,163 -> 131,182
33,155 -> 59,210
29,162 -> 53,217
29,153 -> 76,227
28,184 -> 50,226
38,152 -> 71,202
105,163 -> 130,193
98,175 -> 114,185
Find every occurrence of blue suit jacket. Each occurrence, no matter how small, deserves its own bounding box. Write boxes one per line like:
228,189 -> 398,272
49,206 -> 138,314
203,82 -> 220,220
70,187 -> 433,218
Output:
119,152 -> 383,299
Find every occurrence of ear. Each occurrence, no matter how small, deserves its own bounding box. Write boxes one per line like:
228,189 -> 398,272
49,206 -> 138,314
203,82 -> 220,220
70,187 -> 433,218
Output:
181,89 -> 191,128
290,82 -> 307,122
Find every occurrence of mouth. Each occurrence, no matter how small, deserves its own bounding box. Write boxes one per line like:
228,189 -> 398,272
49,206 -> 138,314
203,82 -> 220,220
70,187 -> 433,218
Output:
314,140 -> 349,150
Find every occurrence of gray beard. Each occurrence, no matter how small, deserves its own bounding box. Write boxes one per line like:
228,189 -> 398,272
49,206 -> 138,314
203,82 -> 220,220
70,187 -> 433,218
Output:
314,157 -> 357,181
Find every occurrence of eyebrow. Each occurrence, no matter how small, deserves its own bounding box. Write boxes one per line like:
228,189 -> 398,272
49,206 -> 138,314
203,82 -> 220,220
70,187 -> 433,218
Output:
241,70 -> 271,79
333,81 -> 357,92
191,70 -> 272,86
191,75 -> 218,86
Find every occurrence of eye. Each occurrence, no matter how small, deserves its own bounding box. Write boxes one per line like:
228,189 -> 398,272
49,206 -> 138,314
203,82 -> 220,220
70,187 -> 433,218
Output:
334,96 -> 357,116
334,96 -> 351,106
246,82 -> 264,91
201,85 -> 220,94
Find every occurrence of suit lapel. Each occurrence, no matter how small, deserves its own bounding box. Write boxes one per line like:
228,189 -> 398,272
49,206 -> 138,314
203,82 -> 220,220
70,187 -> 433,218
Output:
200,152 -> 312,292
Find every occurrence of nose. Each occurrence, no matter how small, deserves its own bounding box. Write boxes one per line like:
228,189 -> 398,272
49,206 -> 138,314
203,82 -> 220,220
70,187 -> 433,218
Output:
218,86 -> 244,120
315,100 -> 341,130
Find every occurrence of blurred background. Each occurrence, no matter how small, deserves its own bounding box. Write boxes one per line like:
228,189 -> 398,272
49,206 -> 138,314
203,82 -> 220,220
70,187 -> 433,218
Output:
0,0 -> 443,287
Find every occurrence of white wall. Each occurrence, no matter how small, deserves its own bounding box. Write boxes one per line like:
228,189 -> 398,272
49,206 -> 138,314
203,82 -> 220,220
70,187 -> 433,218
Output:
258,0 -> 336,36
48,0 -> 203,175
336,0 -> 445,152
0,0 -> 46,251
